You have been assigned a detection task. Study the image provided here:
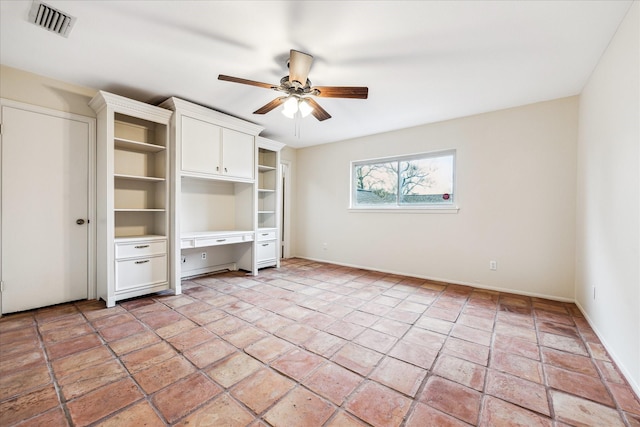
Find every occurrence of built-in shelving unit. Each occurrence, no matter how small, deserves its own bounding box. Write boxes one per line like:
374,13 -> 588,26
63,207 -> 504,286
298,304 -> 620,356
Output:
90,91 -> 176,307
256,137 -> 285,269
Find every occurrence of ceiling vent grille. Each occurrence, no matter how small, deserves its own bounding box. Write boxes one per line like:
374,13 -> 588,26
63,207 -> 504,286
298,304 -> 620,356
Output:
28,1 -> 76,38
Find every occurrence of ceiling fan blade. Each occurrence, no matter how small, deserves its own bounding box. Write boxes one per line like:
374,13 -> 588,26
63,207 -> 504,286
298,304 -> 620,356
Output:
305,98 -> 331,121
253,97 -> 286,115
312,86 -> 369,99
288,49 -> 313,85
218,74 -> 275,89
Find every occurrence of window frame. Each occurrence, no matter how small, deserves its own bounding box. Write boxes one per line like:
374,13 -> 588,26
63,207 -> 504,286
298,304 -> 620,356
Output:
349,149 -> 459,213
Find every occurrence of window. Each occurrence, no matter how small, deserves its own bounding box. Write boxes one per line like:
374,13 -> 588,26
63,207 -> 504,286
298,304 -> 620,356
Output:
351,150 -> 456,210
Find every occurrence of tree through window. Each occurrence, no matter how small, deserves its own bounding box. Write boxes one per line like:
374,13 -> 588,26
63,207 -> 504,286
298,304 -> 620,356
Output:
352,150 -> 455,207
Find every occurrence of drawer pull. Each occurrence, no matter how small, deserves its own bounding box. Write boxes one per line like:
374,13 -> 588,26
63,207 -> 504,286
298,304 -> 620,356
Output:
261,243 -> 269,247
261,233 -> 269,236
216,239 -> 227,242
135,260 -> 150,264
134,245 -> 150,249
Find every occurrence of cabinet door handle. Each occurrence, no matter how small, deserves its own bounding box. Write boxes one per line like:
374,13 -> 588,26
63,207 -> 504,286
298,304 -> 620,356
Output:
216,166 -> 219,171
224,167 -> 228,173
216,239 -> 227,242
135,260 -> 150,264
134,245 -> 149,249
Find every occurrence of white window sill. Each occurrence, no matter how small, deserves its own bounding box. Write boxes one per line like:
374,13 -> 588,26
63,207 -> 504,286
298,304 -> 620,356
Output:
348,206 -> 459,214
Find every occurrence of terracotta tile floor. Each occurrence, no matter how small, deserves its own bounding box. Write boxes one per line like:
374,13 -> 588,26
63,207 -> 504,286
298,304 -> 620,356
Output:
1,258 -> 639,426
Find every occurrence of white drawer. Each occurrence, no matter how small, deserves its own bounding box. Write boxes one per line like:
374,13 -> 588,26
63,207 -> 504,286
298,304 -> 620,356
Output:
195,234 -> 252,247
257,230 -> 277,241
116,240 -> 166,259
257,241 -> 277,262
116,255 -> 167,291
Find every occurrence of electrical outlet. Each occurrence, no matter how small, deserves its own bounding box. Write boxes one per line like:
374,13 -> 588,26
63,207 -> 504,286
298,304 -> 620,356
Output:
322,242 -> 328,251
489,260 -> 497,270
201,252 -> 207,260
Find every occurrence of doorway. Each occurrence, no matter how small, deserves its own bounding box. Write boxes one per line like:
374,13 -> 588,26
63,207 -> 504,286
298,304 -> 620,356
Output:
1,100 -> 95,313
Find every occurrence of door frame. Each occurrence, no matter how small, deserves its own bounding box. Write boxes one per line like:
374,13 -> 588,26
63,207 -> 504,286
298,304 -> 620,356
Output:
280,160 -> 292,259
0,98 -> 97,309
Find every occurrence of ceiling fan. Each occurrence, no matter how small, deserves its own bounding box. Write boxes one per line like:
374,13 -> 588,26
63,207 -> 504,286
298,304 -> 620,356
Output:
218,49 -> 368,121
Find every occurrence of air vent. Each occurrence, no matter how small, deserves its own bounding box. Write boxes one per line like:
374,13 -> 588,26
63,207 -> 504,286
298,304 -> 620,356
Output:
28,1 -> 76,37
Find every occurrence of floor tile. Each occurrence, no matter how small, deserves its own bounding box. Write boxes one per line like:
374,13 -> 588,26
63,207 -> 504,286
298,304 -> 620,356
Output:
539,332 -> 588,356
388,340 -> 438,369
345,381 -> 412,427
0,364 -> 51,401
173,393 -> 254,427
479,396 -> 552,427
107,330 -> 160,356
120,341 -> 177,373
609,382 -> 640,415
493,334 -> 540,360
352,328 -> 397,353
183,337 -> 237,369
490,350 -> 543,383
303,330 -> 346,358
485,369 -> 550,416
432,354 -> 486,391
541,346 -> 597,376
45,334 -> 103,360
51,346 -> 114,379
402,327 -> 446,353
325,320 -> 365,340
166,326 -> 217,352
97,320 -> 146,342
303,362 -> 364,405
230,368 -> 295,413
133,355 -> 196,394
551,390 -> 625,426
370,356 -> 427,396
223,325 -> 268,348
545,364 -> 614,406
245,335 -> 296,363
58,358 -> 127,400
271,348 -> 325,381
275,323 -> 318,345
152,373 -> 222,423
93,401 -> 165,427
414,316 -> 454,335
205,352 -> 262,388
418,376 -> 482,425
405,402 -> 471,427
325,410 -> 369,427
0,385 -> 60,426
332,343 -> 383,376
66,378 -> 142,426
263,386 -> 335,427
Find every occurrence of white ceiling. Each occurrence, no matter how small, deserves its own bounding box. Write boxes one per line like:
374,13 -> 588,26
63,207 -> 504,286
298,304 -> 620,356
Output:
0,1 -> 633,148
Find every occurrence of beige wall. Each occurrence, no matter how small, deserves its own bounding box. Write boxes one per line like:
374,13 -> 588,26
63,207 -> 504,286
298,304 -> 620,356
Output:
576,1 -> 639,395
280,146 -> 298,256
294,97 -> 579,300
0,65 -> 97,116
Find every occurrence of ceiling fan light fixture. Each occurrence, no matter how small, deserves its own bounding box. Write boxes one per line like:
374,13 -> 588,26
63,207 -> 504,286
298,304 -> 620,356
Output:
298,99 -> 313,118
281,96 -> 298,118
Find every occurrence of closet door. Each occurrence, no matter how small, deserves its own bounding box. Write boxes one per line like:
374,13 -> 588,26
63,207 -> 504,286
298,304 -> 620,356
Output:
1,103 -> 93,313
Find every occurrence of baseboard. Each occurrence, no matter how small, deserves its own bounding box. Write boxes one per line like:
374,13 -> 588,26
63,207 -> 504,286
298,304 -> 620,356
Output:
297,256 -> 574,303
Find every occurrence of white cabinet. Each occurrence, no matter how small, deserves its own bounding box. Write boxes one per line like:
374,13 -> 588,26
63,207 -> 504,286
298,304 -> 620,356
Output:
180,115 -> 254,181
160,97 -> 264,282
90,91 -> 177,307
256,137 -> 285,269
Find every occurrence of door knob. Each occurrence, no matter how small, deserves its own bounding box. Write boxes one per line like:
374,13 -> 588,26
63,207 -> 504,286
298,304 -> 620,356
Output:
76,219 -> 85,225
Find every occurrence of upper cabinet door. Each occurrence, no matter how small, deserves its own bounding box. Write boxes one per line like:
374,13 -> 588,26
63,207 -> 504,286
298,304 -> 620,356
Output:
181,116 -> 222,175
222,128 -> 254,180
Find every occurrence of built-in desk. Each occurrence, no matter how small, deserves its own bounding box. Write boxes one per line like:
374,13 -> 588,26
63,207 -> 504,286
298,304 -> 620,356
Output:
179,230 -> 254,278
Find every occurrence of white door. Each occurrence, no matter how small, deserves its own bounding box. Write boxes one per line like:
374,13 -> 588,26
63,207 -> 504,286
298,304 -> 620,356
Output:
1,103 -> 92,313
